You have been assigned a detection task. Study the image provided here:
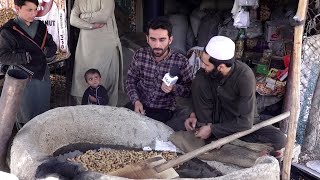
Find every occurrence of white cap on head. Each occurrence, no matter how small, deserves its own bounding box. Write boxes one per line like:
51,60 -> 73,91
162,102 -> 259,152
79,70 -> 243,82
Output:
205,36 -> 235,60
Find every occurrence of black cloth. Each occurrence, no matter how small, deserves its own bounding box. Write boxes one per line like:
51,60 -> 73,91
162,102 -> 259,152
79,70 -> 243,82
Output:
81,85 -> 109,105
124,102 -> 191,131
0,19 -> 57,80
192,61 -> 286,150
239,125 -> 286,150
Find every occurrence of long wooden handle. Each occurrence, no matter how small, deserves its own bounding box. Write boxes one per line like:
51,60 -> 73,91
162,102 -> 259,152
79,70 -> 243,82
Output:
155,111 -> 290,173
282,0 -> 307,179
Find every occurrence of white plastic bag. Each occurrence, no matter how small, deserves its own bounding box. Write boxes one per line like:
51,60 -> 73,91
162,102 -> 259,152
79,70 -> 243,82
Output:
231,0 -> 259,16
187,46 -> 203,79
233,8 -> 250,28
238,0 -> 259,7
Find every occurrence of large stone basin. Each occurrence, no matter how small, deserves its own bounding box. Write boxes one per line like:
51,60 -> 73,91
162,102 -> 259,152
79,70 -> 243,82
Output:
10,106 -> 280,180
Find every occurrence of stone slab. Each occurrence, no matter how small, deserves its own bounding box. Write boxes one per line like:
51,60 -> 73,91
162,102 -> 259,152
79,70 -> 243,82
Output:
10,106 -> 280,180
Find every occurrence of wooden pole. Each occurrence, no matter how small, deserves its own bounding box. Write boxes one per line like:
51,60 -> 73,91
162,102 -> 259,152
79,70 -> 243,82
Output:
282,0 -> 308,179
0,70 -> 28,170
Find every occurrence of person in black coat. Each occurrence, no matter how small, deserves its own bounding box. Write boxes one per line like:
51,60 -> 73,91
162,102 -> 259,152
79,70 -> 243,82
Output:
82,69 -> 109,105
185,36 -> 286,159
0,0 -> 57,128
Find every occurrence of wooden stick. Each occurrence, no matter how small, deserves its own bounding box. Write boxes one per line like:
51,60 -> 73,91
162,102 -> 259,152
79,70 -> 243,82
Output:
155,111 -> 290,173
282,0 -> 308,179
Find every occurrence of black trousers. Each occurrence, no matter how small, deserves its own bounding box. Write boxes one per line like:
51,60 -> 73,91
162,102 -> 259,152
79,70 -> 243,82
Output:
239,125 -> 286,150
124,102 -> 191,131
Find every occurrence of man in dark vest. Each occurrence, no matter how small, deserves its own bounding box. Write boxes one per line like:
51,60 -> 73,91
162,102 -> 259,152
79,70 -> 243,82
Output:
185,36 -> 286,158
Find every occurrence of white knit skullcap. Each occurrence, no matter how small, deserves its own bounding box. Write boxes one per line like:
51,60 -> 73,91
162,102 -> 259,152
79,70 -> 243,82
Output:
205,36 -> 235,60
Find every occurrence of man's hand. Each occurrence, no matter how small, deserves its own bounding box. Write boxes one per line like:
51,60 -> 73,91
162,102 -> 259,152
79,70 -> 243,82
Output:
89,95 -> 97,103
91,23 -> 105,29
185,112 -> 197,131
161,82 -> 175,93
195,124 -> 212,140
134,100 -> 145,115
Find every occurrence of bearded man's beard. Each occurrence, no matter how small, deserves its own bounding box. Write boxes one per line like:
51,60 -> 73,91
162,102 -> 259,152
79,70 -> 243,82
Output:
210,68 -> 224,80
152,46 -> 169,57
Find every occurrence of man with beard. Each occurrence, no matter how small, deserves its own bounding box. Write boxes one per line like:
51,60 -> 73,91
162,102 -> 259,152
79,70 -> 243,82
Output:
125,17 -> 193,130
184,36 -> 286,158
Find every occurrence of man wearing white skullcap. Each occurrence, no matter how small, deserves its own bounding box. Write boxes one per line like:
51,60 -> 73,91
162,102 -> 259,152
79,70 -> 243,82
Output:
184,36 -> 286,158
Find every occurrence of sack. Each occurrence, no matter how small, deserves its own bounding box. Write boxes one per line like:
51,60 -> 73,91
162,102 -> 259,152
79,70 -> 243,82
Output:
189,8 -> 207,38
200,0 -> 234,10
169,131 -> 263,167
238,0 -> 259,7
169,14 -> 188,55
197,12 -> 220,47
218,18 -> 239,41
187,46 -> 203,79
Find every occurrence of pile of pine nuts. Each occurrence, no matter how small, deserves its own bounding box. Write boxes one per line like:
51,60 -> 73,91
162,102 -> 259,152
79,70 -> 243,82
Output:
0,8 -> 16,27
68,150 -> 177,174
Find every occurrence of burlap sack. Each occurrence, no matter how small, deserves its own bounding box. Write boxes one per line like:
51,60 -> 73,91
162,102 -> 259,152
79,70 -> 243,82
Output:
169,131 -> 272,168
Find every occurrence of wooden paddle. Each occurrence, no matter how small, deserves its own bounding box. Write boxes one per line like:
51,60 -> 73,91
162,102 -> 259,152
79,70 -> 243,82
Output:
109,111 -> 290,179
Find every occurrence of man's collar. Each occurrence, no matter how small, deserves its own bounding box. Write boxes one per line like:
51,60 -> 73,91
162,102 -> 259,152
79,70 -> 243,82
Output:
15,16 -> 36,27
15,17 -> 28,26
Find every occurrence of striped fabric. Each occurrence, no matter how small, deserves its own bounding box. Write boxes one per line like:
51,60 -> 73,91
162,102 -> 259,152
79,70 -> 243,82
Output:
126,47 -> 193,110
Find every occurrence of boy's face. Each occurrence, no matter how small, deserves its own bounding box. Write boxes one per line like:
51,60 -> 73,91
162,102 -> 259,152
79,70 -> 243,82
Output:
86,73 -> 101,88
15,1 -> 38,25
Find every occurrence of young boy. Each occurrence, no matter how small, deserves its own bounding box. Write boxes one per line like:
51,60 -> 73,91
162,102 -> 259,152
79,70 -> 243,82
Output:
0,0 -> 57,128
82,69 -> 109,105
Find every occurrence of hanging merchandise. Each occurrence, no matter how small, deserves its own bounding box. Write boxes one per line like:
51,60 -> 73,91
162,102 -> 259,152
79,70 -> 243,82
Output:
238,0 -> 259,7
187,46 -> 203,79
233,8 -> 250,28
169,14 -> 189,55
231,0 -> 259,16
218,17 -> 239,41
235,29 -> 245,60
0,8 -> 15,27
246,38 -> 269,53
189,8 -> 207,39
36,0 -> 70,61
246,20 -> 263,38
265,20 -> 294,42
197,12 -> 221,47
